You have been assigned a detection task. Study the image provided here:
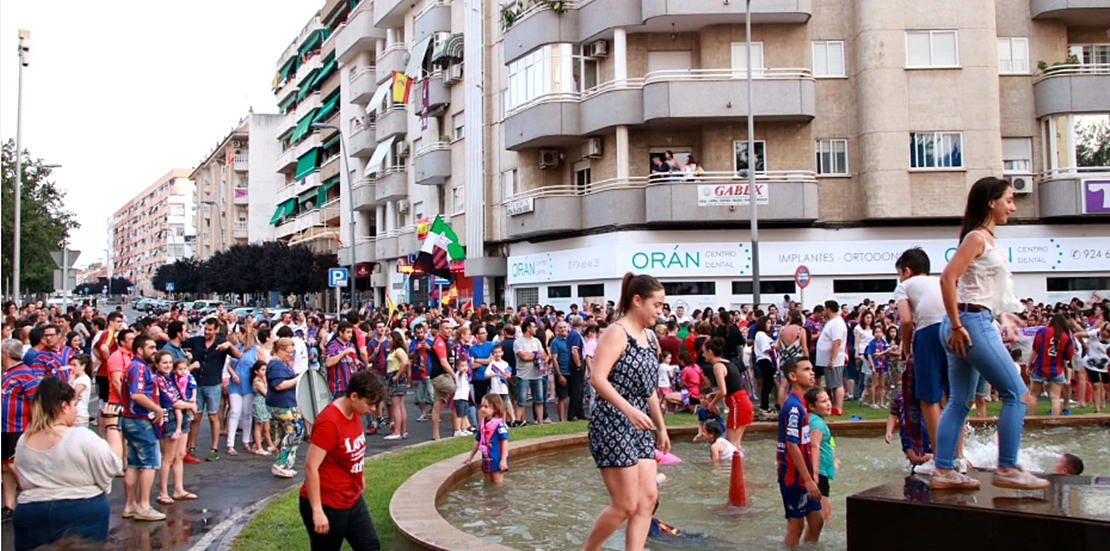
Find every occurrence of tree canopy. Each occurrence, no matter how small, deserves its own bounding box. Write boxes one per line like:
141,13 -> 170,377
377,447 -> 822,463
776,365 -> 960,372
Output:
1077,118 -> 1110,168
153,242 -> 336,295
1,140 -> 79,294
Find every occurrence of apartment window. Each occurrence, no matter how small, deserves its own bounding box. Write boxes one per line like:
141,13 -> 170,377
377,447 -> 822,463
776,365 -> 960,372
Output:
577,283 -> 605,297
997,38 -> 1029,75
501,169 -> 518,201
515,287 -> 539,307
1070,44 -> 1110,65
548,286 -> 572,299
905,30 -> 959,68
730,42 -> 765,77
734,140 -> 766,174
731,280 -> 798,295
1002,138 -> 1033,174
662,281 -> 716,296
1047,277 -> 1110,292
413,201 -> 425,222
168,204 -> 185,216
453,112 -> 465,141
452,185 -> 464,214
816,139 -> 849,176
833,279 -> 897,294
910,132 -> 963,169
812,41 -> 845,77
506,44 -> 576,112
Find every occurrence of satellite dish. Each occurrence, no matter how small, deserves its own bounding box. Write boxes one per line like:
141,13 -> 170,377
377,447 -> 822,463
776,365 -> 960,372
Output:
401,52 -> 412,64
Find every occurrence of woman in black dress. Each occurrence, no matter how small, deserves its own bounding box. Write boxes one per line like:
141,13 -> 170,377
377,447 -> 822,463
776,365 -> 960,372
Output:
584,273 -> 671,551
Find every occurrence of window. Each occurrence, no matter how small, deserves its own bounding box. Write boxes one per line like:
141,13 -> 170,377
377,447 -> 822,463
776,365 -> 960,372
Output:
169,203 -> 185,216
577,283 -> 605,297
905,30 -> 959,68
832,279 -> 897,294
515,287 -> 539,307
997,38 -> 1029,75
506,44 -> 577,112
501,169 -> 518,201
452,185 -> 464,214
575,160 -> 591,192
661,281 -> 716,296
548,286 -> 572,298
816,139 -> 849,176
1070,44 -> 1110,65
731,281 -> 798,295
1047,277 -> 1110,292
453,112 -> 465,141
812,41 -> 845,77
734,141 -> 766,174
730,42 -> 765,77
413,201 -> 425,221
910,132 -> 963,169
1002,138 -> 1033,174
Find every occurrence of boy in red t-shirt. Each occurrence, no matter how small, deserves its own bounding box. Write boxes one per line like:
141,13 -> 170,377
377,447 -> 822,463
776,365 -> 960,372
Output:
301,370 -> 388,550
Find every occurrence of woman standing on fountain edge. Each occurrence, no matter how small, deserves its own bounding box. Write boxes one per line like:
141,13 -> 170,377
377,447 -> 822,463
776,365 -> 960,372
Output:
932,177 -> 1049,491
583,273 -> 671,551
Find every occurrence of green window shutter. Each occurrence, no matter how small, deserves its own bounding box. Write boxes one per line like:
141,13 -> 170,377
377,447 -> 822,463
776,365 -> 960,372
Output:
316,177 -> 341,206
294,148 -> 321,181
322,134 -> 341,149
270,204 -> 285,225
291,111 -> 319,142
313,93 -> 341,124
296,69 -> 320,101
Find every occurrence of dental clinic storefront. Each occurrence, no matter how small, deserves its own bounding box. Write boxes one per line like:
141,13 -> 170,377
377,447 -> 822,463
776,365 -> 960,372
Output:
504,226 -> 1110,311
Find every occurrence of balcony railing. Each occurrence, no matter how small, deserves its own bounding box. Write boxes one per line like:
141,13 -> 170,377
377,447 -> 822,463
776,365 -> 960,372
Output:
1040,166 -> 1110,182
1034,63 -> 1110,82
233,221 -> 248,231
502,170 -> 817,202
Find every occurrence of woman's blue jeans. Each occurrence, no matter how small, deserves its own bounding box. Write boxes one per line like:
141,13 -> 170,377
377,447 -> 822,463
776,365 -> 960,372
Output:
937,310 -> 1028,470
13,493 -> 109,551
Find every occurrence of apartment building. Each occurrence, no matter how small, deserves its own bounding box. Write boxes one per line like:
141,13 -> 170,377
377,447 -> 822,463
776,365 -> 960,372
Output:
323,0 -> 1109,308
110,169 -> 195,296
268,6 -> 346,257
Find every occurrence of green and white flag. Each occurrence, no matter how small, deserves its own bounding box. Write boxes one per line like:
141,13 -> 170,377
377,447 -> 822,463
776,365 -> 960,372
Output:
414,215 -> 464,278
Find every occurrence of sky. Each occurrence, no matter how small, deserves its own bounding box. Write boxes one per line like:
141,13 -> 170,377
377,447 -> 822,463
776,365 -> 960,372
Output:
0,0 -> 319,268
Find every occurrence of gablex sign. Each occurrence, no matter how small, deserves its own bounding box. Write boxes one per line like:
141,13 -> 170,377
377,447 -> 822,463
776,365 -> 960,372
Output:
697,184 -> 768,206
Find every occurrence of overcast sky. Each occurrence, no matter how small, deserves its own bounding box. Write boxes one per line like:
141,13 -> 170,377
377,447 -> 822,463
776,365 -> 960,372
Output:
1,1 -> 319,268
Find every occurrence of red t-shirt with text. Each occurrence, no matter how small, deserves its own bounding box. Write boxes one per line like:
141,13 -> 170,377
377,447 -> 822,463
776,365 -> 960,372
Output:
300,402 -> 366,509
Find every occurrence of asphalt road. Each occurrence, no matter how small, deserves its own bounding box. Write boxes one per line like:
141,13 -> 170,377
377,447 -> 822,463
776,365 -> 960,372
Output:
1,304 -> 449,551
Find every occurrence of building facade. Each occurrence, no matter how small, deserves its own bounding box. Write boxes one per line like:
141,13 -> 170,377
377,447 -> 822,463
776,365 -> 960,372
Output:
305,0 -> 1109,307
110,169 -> 195,296
191,118 -> 252,260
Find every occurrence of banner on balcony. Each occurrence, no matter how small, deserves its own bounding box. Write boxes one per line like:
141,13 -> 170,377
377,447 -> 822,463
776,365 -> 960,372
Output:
420,78 -> 430,131
696,183 -> 769,206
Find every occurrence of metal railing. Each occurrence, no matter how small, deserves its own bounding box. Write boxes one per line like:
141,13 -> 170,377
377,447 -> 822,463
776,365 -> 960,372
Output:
502,170 -> 817,202
377,42 -> 409,64
233,154 -> 249,163
348,66 -> 377,82
1034,63 -> 1110,83
415,0 -> 450,20
415,141 -> 451,157
513,1 -> 588,25
1039,166 -> 1110,182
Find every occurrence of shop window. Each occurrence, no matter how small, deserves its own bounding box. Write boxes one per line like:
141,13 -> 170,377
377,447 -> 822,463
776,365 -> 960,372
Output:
515,287 -> 539,308
662,281 -> 716,296
1046,277 -> 1110,292
832,279 -> 897,294
732,280 -> 798,295
578,283 -> 605,297
548,286 -> 572,298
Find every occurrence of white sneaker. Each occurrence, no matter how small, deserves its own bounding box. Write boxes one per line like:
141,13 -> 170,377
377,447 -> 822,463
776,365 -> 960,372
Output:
383,434 -> 402,441
453,430 -> 469,437
993,466 -> 1050,490
955,457 -> 968,474
913,458 -> 936,476
929,469 -> 980,490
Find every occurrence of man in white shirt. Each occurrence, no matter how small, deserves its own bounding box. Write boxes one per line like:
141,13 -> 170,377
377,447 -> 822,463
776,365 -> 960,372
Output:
674,305 -> 691,325
815,300 -> 848,415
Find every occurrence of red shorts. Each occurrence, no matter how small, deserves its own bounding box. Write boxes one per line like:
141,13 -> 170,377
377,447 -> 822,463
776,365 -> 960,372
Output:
725,390 -> 753,429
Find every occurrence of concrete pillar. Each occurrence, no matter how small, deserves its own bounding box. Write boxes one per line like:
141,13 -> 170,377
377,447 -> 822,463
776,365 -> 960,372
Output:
376,205 -> 386,234
613,28 -> 627,85
616,125 -> 629,180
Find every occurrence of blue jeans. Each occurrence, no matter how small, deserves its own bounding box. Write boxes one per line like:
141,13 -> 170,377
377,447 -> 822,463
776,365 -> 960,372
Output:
937,311 -> 1028,470
13,493 -> 109,551
121,416 -> 162,470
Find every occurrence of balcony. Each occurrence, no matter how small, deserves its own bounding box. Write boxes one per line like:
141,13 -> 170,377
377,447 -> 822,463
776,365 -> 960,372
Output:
505,80 -> 645,150
232,221 -> 248,240
232,153 -> 249,172
376,233 -> 399,259
374,167 -> 408,202
355,237 -> 377,261
503,4 -> 580,64
643,68 -> 815,123
1033,64 -> 1110,118
295,54 -> 323,86
295,91 -> 323,122
645,171 -> 819,223
319,153 -> 341,182
348,67 -> 378,104
275,146 -> 298,173
414,1 -> 451,42
321,197 -> 341,224
376,43 -> 408,78
416,73 -> 451,111
413,143 -> 451,185
352,178 -> 377,210
374,0 -> 409,27
336,2 -> 387,63
277,109 -> 299,139
1039,168 -> 1110,218
275,219 -> 297,239
349,125 -> 377,158
505,195 -> 583,239
639,0 -> 812,25
233,187 -> 249,205
376,106 -> 407,139
294,209 -> 322,233
580,82 -> 644,136
397,226 -> 420,257
1031,0 -> 1110,24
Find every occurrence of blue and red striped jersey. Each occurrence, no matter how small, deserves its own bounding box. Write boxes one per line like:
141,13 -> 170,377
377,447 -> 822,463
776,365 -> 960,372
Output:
2,363 -> 40,433
408,337 -> 434,381
121,358 -> 159,419
367,337 -> 390,376
31,345 -> 72,384
1031,327 -> 1074,379
777,390 -> 813,488
325,337 -> 361,394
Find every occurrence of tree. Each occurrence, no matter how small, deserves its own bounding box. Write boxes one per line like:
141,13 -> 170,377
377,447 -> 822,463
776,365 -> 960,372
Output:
85,262 -> 103,271
1077,118 -> 1110,168
1,140 -> 79,294
153,259 -> 202,295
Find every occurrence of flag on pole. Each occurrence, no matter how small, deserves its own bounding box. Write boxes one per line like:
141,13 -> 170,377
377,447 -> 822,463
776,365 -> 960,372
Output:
391,71 -> 413,104
332,231 -> 342,244
441,283 -> 458,307
416,217 -> 430,241
461,299 -> 473,312
413,215 -> 465,280
428,284 -> 441,305
385,290 -> 398,325
225,149 -> 234,168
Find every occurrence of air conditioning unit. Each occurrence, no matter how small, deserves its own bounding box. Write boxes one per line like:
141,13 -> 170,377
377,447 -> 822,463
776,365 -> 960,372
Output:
583,137 -> 603,159
395,141 -> 411,158
539,149 -> 561,169
1011,177 -> 1033,194
586,40 -> 609,59
445,63 -> 463,85
397,199 -> 410,213
231,140 -> 243,148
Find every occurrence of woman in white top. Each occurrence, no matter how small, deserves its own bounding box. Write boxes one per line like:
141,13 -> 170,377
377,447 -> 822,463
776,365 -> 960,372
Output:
933,177 -> 1047,491
13,377 -> 124,550
752,316 -> 776,416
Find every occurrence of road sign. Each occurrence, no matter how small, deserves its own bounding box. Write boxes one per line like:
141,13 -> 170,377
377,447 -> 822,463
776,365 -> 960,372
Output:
50,250 -> 81,269
795,265 -> 811,289
52,270 -> 77,291
328,267 -> 349,288
165,282 -> 175,292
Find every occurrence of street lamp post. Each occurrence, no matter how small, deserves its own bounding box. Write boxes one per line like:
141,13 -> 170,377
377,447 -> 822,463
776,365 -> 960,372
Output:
12,30 -> 30,305
310,123 -> 355,312
745,0 -> 762,308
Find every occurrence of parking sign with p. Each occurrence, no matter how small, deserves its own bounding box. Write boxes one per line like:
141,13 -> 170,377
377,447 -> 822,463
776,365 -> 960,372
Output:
328,267 -> 349,288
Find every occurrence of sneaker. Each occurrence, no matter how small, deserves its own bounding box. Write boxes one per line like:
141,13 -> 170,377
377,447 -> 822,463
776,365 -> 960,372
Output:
831,408 -> 843,417
271,465 -> 296,478
132,508 -> 166,522
929,469 -> 980,490
206,449 -> 219,462
416,415 -> 428,422
992,466 -> 1050,490
182,453 -> 201,465
365,425 -> 378,436
955,457 -> 968,474
453,430 -> 469,437
383,434 -> 402,441
912,458 -> 936,477
2,507 -> 12,523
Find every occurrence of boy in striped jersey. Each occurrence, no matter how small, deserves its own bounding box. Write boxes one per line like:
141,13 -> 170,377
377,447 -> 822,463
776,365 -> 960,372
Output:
1026,314 -> 1074,417
777,357 -> 823,546
2,339 -> 37,520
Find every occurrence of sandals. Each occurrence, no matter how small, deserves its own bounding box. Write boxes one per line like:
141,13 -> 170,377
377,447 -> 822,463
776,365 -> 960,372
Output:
172,492 -> 198,500
133,508 -> 166,522
156,496 -> 175,506
226,447 -> 239,456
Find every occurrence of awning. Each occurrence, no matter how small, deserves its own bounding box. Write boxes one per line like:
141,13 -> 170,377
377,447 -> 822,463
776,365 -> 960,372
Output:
298,29 -> 328,58
270,199 -> 295,225
298,190 -> 317,208
404,35 -> 434,78
313,92 -> 340,124
322,134 -> 341,149
295,148 -> 321,181
296,69 -> 320,100
365,136 -> 397,176
316,53 -> 337,83
366,82 -> 392,115
278,56 -> 298,81
431,33 -> 464,66
278,94 -> 297,113
317,177 -> 341,205
291,110 -> 318,142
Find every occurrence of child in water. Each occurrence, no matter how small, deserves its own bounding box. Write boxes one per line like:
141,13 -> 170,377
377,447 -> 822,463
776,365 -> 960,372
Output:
706,420 -> 741,462
886,359 -> 934,475
464,394 -> 510,485
805,387 -> 839,520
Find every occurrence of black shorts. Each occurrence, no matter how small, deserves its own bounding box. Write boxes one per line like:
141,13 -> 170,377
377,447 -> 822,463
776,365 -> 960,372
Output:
818,474 -> 830,497
2,432 -> 22,463
96,376 -> 110,404
689,397 -> 701,407
555,378 -> 570,399
1086,369 -> 1110,385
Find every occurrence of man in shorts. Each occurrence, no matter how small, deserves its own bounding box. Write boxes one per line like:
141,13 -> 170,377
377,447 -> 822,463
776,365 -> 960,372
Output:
120,335 -> 165,522
2,339 -> 38,520
815,301 -> 847,416
408,322 -> 435,421
429,322 -> 458,440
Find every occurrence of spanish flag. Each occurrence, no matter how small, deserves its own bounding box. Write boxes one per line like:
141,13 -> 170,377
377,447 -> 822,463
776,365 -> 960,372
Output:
391,71 -> 413,104
386,291 -> 398,324
416,217 -> 430,241
441,283 -> 458,307
332,231 -> 342,244
271,71 -> 282,90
